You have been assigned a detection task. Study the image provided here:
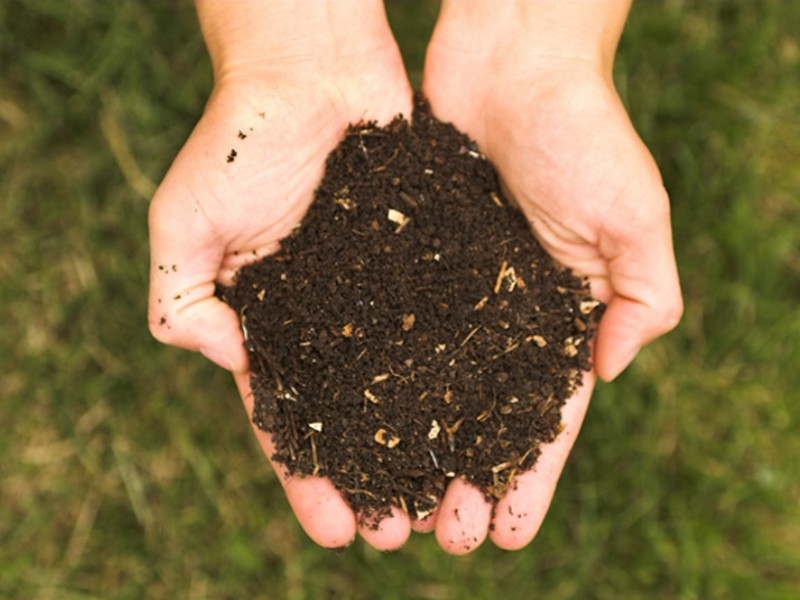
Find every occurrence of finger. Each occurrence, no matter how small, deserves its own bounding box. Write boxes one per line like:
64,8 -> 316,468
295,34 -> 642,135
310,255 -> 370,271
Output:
233,372 -> 357,549
357,506 -> 412,552
435,477 -> 493,555
489,373 -> 595,550
410,507 -> 438,533
147,183 -> 249,373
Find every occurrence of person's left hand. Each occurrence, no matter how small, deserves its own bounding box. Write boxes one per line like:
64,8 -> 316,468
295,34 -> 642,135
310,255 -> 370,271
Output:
421,1 -> 682,553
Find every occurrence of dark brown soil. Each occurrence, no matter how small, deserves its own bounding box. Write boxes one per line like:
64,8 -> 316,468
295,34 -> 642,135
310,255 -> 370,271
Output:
219,95 -> 603,524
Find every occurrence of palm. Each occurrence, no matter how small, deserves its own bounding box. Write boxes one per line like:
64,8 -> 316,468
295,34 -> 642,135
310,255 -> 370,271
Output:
154,77 -> 411,284
431,69 -> 653,288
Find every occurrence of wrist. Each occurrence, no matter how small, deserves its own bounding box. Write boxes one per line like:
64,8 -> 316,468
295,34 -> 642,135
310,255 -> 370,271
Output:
196,0 -> 397,80
432,0 -> 631,76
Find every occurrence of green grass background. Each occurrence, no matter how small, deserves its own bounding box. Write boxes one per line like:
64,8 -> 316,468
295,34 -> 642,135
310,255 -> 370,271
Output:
2,1 -> 798,598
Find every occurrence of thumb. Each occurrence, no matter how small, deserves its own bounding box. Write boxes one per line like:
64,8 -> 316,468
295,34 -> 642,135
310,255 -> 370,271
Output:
147,190 -> 248,374
593,293 -> 680,381
593,199 -> 683,381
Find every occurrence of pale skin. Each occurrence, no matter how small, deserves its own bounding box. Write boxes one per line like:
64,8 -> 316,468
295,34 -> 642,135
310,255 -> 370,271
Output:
148,0 -> 682,555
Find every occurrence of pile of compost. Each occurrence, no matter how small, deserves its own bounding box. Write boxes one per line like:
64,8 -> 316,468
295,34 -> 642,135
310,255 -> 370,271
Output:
220,96 -> 602,523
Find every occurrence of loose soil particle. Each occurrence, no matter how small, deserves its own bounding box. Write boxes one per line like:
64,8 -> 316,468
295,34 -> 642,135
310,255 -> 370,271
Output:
219,95 -> 603,525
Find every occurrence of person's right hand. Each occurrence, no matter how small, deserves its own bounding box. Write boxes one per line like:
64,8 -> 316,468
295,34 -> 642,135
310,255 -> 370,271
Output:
147,0 -> 414,551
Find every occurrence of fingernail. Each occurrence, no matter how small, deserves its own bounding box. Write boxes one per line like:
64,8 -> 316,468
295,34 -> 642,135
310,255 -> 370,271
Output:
200,346 -> 235,371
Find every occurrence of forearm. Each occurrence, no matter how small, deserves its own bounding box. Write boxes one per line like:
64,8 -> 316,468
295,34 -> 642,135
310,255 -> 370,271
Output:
195,0 -> 396,78
433,0 -> 631,74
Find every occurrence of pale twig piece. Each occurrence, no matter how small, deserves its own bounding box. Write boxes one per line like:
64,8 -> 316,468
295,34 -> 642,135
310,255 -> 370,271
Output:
493,260 -> 519,293
443,387 -> 454,404
427,419 -> 441,440
374,428 -> 400,448
580,299 -> 601,314
387,208 -> 410,233
494,260 -> 508,294
528,334 -> 547,348
398,191 -> 419,208
563,339 -> 579,357
443,417 -> 464,452
396,495 -> 408,515
460,325 -> 482,347
310,434 -> 320,476
334,196 -> 355,210
504,267 -> 518,292
491,461 -> 514,474
414,503 -> 435,522
428,449 -> 440,470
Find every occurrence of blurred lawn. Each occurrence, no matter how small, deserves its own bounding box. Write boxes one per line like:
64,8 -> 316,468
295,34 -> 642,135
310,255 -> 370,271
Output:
1,1 -> 798,598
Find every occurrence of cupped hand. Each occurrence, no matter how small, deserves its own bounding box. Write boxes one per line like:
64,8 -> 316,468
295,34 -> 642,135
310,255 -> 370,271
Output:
147,30 -> 415,550
422,27 -> 682,553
